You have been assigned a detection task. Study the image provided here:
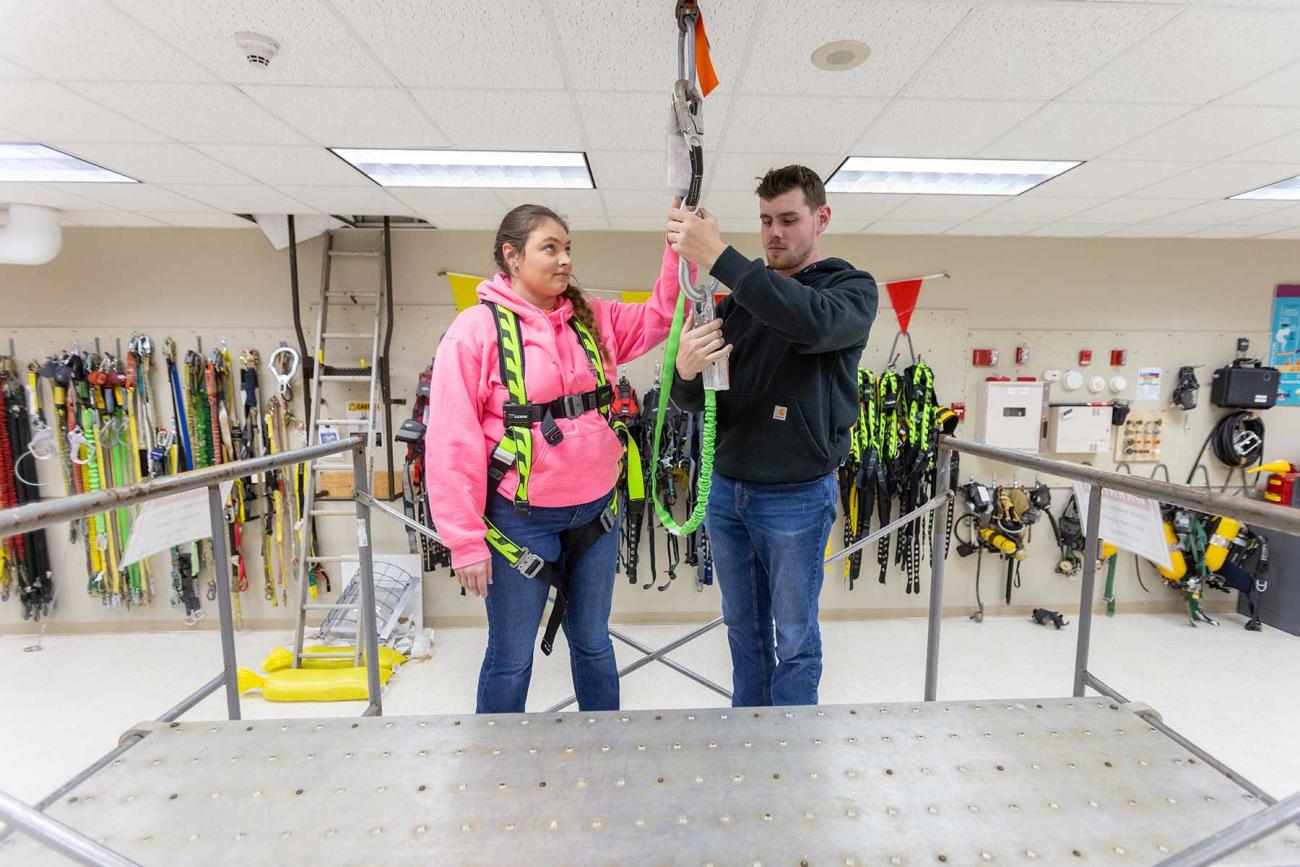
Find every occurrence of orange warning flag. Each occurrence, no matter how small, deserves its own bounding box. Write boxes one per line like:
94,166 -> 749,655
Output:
885,279 -> 924,335
695,14 -> 719,96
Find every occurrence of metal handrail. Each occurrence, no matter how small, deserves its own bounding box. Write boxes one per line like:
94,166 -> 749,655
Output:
946,436 -> 1300,536
0,436 -> 364,540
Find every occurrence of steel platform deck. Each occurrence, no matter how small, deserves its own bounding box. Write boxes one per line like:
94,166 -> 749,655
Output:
2,698 -> 1295,866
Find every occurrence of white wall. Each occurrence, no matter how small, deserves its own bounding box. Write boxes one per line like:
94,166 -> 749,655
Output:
2,225 -> 1297,633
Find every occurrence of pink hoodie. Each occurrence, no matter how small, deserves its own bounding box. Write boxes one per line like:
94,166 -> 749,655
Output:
426,243 -> 687,568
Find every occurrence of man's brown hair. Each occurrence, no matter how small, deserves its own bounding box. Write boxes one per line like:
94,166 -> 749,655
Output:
755,164 -> 827,211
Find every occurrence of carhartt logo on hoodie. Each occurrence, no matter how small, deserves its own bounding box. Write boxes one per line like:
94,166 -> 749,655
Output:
773,404 -> 788,421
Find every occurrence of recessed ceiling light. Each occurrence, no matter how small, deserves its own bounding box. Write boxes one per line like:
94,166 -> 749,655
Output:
331,148 -> 595,189
1230,174 -> 1300,201
826,156 -> 1081,196
811,40 -> 871,72
0,143 -> 137,183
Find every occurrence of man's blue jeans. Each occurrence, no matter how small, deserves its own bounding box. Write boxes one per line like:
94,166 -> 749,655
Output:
477,490 -> 620,714
705,471 -> 838,707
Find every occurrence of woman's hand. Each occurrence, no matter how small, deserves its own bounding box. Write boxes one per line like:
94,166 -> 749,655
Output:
675,309 -> 732,381
456,558 -> 492,598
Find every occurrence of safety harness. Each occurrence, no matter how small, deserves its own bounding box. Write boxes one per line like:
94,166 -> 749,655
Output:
478,302 -> 641,655
395,363 -> 453,572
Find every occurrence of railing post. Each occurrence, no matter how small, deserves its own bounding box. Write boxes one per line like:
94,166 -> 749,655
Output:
1073,483 -> 1105,698
352,446 -> 383,716
924,445 -> 953,702
206,484 -> 241,721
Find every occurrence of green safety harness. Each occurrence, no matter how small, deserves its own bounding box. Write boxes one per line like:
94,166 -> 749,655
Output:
480,302 -> 643,655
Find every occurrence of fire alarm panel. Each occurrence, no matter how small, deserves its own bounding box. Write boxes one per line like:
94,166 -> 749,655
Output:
1046,404 -> 1112,455
975,380 -> 1049,452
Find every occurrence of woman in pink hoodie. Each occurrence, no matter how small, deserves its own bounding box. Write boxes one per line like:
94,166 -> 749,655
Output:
426,203 -> 693,713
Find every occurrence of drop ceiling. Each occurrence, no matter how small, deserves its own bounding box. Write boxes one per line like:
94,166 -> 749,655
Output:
1,0 -> 1300,238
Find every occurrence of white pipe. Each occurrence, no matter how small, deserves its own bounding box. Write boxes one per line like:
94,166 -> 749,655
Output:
0,204 -> 62,265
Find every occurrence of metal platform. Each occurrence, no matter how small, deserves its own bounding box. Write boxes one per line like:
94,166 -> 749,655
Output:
2,698 -> 1296,866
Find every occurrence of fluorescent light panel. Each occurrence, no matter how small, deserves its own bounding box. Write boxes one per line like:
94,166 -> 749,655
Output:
827,156 -> 1080,196
1231,174 -> 1300,201
0,143 -> 137,183
331,148 -> 594,189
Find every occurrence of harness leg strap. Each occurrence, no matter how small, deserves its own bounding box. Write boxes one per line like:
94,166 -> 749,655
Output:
538,510 -> 614,656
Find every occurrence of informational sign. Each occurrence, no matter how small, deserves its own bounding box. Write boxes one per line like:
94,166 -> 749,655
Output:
1136,366 -> 1162,403
119,481 -> 235,568
1072,482 -> 1171,571
1268,284 -> 1300,406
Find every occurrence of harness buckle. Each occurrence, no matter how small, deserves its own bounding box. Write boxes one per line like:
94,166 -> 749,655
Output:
599,506 -> 617,533
514,550 -> 545,579
503,403 -> 534,427
560,393 -> 586,418
491,444 -> 516,469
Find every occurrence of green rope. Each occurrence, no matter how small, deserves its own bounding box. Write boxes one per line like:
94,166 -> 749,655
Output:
650,291 -> 718,536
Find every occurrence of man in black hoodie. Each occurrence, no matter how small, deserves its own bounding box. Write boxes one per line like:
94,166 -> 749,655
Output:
666,165 -> 877,707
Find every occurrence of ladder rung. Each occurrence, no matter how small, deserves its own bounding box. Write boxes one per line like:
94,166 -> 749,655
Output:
307,555 -> 359,563
312,462 -> 352,471
322,332 -> 373,339
315,418 -> 367,425
320,375 -> 373,382
310,509 -> 354,517
302,602 -> 360,611
326,291 -> 378,299
328,250 -> 381,258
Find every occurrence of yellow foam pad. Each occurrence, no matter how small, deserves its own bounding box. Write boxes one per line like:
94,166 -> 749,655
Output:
261,645 -> 407,673
237,665 -> 394,702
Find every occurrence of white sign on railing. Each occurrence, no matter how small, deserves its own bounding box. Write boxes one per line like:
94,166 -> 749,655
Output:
119,481 -> 235,568
1072,482 -> 1172,571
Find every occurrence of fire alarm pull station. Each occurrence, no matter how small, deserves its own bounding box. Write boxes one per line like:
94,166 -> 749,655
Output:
1015,345 -> 1030,365
1079,350 -> 1093,366
1111,349 -> 1128,366
973,349 -> 999,367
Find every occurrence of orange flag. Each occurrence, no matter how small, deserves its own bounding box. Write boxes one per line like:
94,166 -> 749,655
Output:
885,279 -> 924,335
695,13 -> 719,96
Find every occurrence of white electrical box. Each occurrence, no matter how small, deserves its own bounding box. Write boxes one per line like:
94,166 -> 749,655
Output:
975,381 -> 1049,452
1045,404 -> 1112,454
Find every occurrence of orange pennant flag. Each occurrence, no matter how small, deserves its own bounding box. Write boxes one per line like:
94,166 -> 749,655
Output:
695,15 -> 719,96
885,278 -> 924,335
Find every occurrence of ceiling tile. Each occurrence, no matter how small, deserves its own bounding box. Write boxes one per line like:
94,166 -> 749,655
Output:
822,220 -> 870,235
386,188 -> 505,216
602,189 -> 671,218
1261,227 -> 1300,239
1027,222 -> 1131,237
431,214 -> 511,230
1065,7 -> 1300,103
331,0 -> 565,88
708,152 -> 844,192
1068,198 -> 1195,224
411,89 -> 577,150
975,196 -> 1107,222
1130,162 -> 1300,198
0,182 -> 118,210
563,216 -> 610,232
1219,60 -> 1300,106
548,0 -> 752,93
574,91 -> 729,152
1154,199 -> 1298,224
1181,225 -> 1281,239
0,81 -> 167,142
946,222 -> 1041,236
61,210 -> 167,227
587,151 -> 665,191
981,102 -> 1192,160
852,98 -> 1041,157
698,190 -> 759,220
164,184 -> 317,213
495,189 -> 607,219
1023,160 -> 1198,197
907,2 -> 1176,100
863,220 -> 957,235
110,0 -> 392,85
148,212 -> 259,228
1232,203 -> 1300,226
741,2 -> 969,97
274,185 -> 416,216
722,95 -> 885,153
244,87 -> 448,148
47,183 -> 216,211
882,195 -> 1003,222
1104,105 -> 1300,161
192,145 -> 371,186
1104,224 -> 1196,238
0,58 -> 35,79
0,0 -> 212,81
1224,129 -> 1300,163
826,193 -> 910,221
50,143 -> 253,185
68,82 -> 309,145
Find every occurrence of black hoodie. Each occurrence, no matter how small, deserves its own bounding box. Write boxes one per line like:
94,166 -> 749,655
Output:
670,244 -> 878,483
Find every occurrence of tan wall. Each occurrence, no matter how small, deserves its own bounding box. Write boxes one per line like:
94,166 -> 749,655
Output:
2,225 -> 1297,633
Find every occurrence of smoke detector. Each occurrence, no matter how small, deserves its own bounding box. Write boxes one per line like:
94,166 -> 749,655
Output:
234,31 -> 280,68
811,40 -> 870,72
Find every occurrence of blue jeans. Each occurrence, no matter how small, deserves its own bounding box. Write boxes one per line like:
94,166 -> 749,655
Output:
477,490 -> 621,714
705,471 -> 838,707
